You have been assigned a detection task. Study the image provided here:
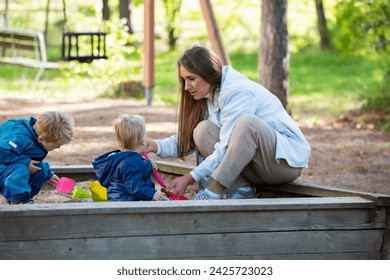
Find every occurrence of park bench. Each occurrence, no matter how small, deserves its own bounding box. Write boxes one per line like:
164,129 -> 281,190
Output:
0,27 -> 60,84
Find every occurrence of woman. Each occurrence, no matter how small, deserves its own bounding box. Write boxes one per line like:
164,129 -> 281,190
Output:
145,45 -> 311,200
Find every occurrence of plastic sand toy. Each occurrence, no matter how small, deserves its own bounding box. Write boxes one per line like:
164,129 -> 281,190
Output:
143,151 -> 189,200
72,186 -> 91,199
87,181 -> 108,201
56,177 -> 75,193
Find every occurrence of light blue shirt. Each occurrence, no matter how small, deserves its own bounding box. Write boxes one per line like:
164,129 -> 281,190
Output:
156,65 -> 311,183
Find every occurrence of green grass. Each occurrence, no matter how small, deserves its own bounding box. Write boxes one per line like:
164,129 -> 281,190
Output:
229,50 -> 388,116
0,49 -> 388,118
291,51 -> 385,96
153,51 -> 181,104
152,49 -> 388,112
289,51 -> 388,116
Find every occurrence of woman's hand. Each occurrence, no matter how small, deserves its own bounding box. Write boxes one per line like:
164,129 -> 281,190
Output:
28,160 -> 41,174
145,140 -> 158,153
169,174 -> 195,194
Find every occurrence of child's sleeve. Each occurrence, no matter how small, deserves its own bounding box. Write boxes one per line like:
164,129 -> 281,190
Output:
40,161 -> 55,181
0,137 -> 31,166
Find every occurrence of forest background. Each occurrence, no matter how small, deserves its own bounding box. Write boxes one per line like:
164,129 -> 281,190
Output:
0,0 -> 389,119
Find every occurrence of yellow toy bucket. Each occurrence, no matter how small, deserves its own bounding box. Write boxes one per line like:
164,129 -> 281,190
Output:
87,181 -> 108,202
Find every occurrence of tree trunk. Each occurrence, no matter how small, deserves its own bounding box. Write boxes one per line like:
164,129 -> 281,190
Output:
102,0 -> 110,21
119,0 -> 134,34
44,0 -> 51,39
163,0 -> 182,51
200,0 -> 230,65
259,0 -> 289,108
315,0 -> 331,50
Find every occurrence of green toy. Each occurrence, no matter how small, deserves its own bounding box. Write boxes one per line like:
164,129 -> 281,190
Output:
72,186 -> 91,199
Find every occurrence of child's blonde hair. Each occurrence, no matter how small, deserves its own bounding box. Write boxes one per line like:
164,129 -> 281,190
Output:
113,114 -> 147,152
34,111 -> 75,145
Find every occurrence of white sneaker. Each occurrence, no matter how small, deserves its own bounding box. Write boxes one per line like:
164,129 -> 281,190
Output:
225,186 -> 256,199
192,189 -> 223,200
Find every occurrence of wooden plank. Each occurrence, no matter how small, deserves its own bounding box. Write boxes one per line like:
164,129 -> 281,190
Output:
142,0 -> 154,105
142,0 -> 154,88
199,0 -> 230,65
153,161 -> 390,205
51,165 -> 94,174
0,42 -> 35,50
260,181 -> 390,206
155,161 -> 196,175
51,165 -> 96,181
0,197 -> 383,242
0,196 -> 377,216
0,207 -> 385,242
0,57 -> 60,68
0,230 -> 383,260
11,33 -> 36,41
381,207 -> 390,259
49,163 -> 390,206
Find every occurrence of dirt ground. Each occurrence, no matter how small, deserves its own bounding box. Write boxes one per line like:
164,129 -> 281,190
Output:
0,96 -> 389,204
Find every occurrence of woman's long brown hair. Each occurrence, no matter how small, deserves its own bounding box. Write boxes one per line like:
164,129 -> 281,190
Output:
176,45 -> 223,157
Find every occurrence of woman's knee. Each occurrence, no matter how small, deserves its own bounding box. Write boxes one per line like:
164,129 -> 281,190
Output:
194,120 -> 219,142
233,115 -> 269,137
193,120 -> 220,156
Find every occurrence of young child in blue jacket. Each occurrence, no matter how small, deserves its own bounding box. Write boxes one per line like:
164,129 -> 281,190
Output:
92,114 -> 165,201
0,111 -> 75,204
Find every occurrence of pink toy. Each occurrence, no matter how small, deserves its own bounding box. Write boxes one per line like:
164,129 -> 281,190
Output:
56,177 -> 75,193
143,151 -> 166,188
143,151 -> 189,200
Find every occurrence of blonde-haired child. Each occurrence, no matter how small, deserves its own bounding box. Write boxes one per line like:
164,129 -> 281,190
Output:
0,111 -> 75,204
92,114 -> 164,201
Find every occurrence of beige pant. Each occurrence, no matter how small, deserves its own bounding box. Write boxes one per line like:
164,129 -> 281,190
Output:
193,115 -> 302,192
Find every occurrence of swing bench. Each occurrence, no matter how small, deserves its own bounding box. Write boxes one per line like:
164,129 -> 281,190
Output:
61,31 -> 107,63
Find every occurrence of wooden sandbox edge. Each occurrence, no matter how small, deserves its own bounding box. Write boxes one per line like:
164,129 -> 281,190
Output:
51,162 -> 390,206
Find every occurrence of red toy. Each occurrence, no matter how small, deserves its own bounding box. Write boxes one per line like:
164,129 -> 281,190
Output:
143,151 -> 188,200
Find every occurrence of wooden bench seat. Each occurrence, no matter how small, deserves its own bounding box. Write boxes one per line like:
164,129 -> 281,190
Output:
0,27 -> 61,84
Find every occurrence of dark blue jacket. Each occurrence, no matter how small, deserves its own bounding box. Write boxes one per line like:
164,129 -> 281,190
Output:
0,117 -> 53,179
92,150 -> 157,201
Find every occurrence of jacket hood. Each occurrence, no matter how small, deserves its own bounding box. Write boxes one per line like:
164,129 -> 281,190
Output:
92,150 -> 131,187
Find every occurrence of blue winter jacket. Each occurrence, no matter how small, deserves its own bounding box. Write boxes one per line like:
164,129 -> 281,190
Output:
0,117 -> 53,179
92,150 -> 157,201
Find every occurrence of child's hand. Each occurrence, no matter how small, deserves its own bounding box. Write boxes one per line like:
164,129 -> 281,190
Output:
152,190 -> 167,201
46,174 -> 59,186
148,152 -> 159,169
28,160 -> 42,174
151,159 -> 158,170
